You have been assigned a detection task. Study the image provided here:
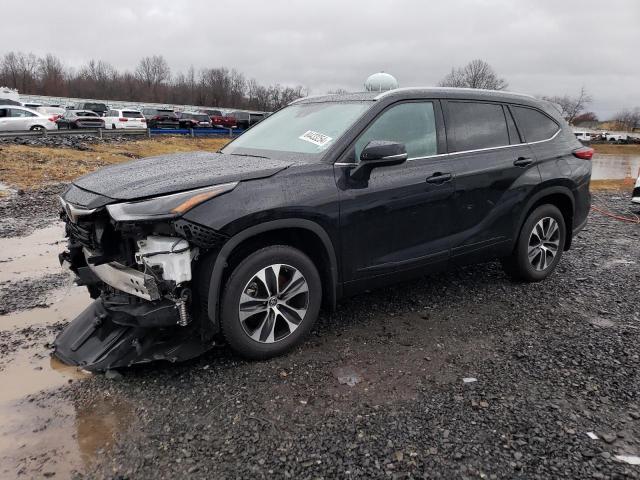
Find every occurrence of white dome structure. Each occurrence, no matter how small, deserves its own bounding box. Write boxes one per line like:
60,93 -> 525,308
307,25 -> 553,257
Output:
364,72 -> 398,92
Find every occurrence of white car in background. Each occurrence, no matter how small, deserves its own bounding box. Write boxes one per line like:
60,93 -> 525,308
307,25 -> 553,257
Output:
0,105 -> 58,131
574,131 -> 592,143
103,109 -> 147,129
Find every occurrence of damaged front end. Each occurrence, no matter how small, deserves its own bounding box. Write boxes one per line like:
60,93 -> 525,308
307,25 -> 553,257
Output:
54,183 -> 235,371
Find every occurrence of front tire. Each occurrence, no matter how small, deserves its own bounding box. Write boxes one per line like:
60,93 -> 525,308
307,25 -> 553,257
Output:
220,245 -> 321,359
502,204 -> 566,282
30,125 -> 45,132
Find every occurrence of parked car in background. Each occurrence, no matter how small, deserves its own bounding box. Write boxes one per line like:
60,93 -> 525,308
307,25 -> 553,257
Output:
54,87 -> 592,370
226,110 -> 250,129
56,110 -> 105,129
36,106 -> 66,121
142,108 -> 180,129
75,102 -> 109,117
0,105 -> 58,131
603,132 -> 628,143
103,109 -> 147,129
201,109 -> 236,128
574,131 -> 592,143
176,111 -> 213,129
633,172 -> 640,206
249,112 -> 265,126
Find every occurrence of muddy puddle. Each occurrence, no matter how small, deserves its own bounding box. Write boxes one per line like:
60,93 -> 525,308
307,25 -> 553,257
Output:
0,223 -> 132,478
0,223 -> 66,283
592,154 -> 640,181
0,309 -> 132,478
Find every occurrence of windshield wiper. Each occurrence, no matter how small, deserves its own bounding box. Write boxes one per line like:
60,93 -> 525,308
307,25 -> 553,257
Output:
228,153 -> 270,159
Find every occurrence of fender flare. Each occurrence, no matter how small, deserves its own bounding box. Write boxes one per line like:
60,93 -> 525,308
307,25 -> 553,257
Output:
512,185 -> 575,249
206,219 -> 339,323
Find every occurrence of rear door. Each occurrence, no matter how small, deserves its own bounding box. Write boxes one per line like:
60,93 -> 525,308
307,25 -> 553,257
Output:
336,100 -> 456,287
442,100 -> 539,262
8,108 -> 36,130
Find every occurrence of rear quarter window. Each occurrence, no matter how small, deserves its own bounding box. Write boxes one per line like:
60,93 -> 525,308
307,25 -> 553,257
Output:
123,111 -> 143,118
446,101 -> 510,152
511,106 -> 560,143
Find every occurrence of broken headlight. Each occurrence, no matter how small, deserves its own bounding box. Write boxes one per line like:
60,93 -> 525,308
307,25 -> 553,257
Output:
106,182 -> 238,222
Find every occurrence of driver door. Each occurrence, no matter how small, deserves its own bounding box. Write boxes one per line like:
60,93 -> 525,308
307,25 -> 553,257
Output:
335,100 -> 456,291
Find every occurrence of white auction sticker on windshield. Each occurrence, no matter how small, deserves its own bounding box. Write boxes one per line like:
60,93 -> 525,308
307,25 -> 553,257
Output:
299,130 -> 332,147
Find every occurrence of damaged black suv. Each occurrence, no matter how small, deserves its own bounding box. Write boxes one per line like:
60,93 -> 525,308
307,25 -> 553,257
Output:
55,88 -> 593,371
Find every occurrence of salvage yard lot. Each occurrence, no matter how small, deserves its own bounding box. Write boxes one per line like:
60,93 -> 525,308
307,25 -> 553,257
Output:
0,136 -> 639,478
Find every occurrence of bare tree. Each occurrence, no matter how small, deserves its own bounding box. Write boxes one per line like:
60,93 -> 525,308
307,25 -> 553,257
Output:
542,87 -> 592,124
135,55 -> 171,99
439,59 -> 508,90
38,54 -> 66,95
612,107 -> 640,131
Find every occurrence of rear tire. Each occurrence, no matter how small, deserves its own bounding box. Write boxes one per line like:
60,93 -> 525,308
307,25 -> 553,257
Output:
501,204 -> 566,282
220,245 -> 321,360
30,125 -> 45,132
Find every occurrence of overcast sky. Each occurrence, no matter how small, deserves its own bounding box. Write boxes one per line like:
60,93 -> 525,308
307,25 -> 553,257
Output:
2,0 -> 639,118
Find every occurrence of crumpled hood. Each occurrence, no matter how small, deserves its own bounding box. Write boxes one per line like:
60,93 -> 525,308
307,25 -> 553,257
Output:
72,151 -> 292,201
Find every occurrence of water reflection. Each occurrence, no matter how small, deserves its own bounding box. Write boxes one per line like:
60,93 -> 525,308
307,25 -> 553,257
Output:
591,154 -> 640,181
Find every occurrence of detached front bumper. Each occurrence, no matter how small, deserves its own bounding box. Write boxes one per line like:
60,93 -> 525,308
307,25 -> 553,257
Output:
54,299 -> 211,371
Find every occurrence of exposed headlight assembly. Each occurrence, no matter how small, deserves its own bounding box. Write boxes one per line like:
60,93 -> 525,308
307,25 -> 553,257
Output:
106,182 -> 238,222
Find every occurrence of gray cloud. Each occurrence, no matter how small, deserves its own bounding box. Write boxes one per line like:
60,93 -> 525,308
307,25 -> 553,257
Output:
2,0 -> 639,117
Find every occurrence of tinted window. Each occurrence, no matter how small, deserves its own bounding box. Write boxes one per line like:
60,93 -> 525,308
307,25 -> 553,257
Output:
511,106 -> 559,142
0,109 -> 7,118
447,101 -> 509,152
123,111 -> 143,118
355,102 -> 437,160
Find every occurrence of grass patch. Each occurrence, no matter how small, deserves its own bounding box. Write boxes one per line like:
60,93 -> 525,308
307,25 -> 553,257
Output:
592,144 -> 640,155
0,136 -> 230,189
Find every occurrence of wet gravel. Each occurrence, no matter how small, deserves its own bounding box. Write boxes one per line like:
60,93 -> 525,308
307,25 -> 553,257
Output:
0,134 -> 135,149
2,191 -> 639,479
0,272 -> 70,314
0,184 -> 66,237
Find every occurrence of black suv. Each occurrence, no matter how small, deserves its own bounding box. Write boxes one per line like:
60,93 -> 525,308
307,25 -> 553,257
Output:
55,88 -> 592,371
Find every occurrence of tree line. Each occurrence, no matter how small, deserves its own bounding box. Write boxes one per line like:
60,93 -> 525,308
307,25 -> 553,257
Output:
0,51 -> 306,111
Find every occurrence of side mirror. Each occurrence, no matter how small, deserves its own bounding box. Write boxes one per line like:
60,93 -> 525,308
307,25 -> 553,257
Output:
350,140 -> 408,181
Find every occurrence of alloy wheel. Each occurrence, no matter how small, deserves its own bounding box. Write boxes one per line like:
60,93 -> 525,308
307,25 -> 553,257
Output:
528,217 -> 560,271
238,264 -> 309,343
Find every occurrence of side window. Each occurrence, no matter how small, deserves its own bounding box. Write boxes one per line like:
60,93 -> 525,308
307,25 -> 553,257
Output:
355,102 -> 437,160
446,101 -> 509,152
511,106 -> 559,143
0,109 -> 7,118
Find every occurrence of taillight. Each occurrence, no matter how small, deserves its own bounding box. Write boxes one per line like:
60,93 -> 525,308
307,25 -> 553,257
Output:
119,118 -> 128,122
48,116 -> 57,122
573,147 -> 594,160
141,118 -> 146,122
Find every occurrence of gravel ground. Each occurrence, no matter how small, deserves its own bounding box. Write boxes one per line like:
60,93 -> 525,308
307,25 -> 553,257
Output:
0,183 -> 66,237
0,272 -> 70,314
2,191 -> 639,479
0,134 -> 135,149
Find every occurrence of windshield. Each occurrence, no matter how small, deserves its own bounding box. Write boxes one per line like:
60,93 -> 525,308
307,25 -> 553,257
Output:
222,101 -> 371,160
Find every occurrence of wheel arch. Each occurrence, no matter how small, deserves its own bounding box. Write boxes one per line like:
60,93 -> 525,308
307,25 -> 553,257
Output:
514,185 -> 575,251
205,219 -> 339,327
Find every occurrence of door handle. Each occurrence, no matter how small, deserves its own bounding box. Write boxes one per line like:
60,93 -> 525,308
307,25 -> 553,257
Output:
426,172 -> 452,184
513,157 -> 533,167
